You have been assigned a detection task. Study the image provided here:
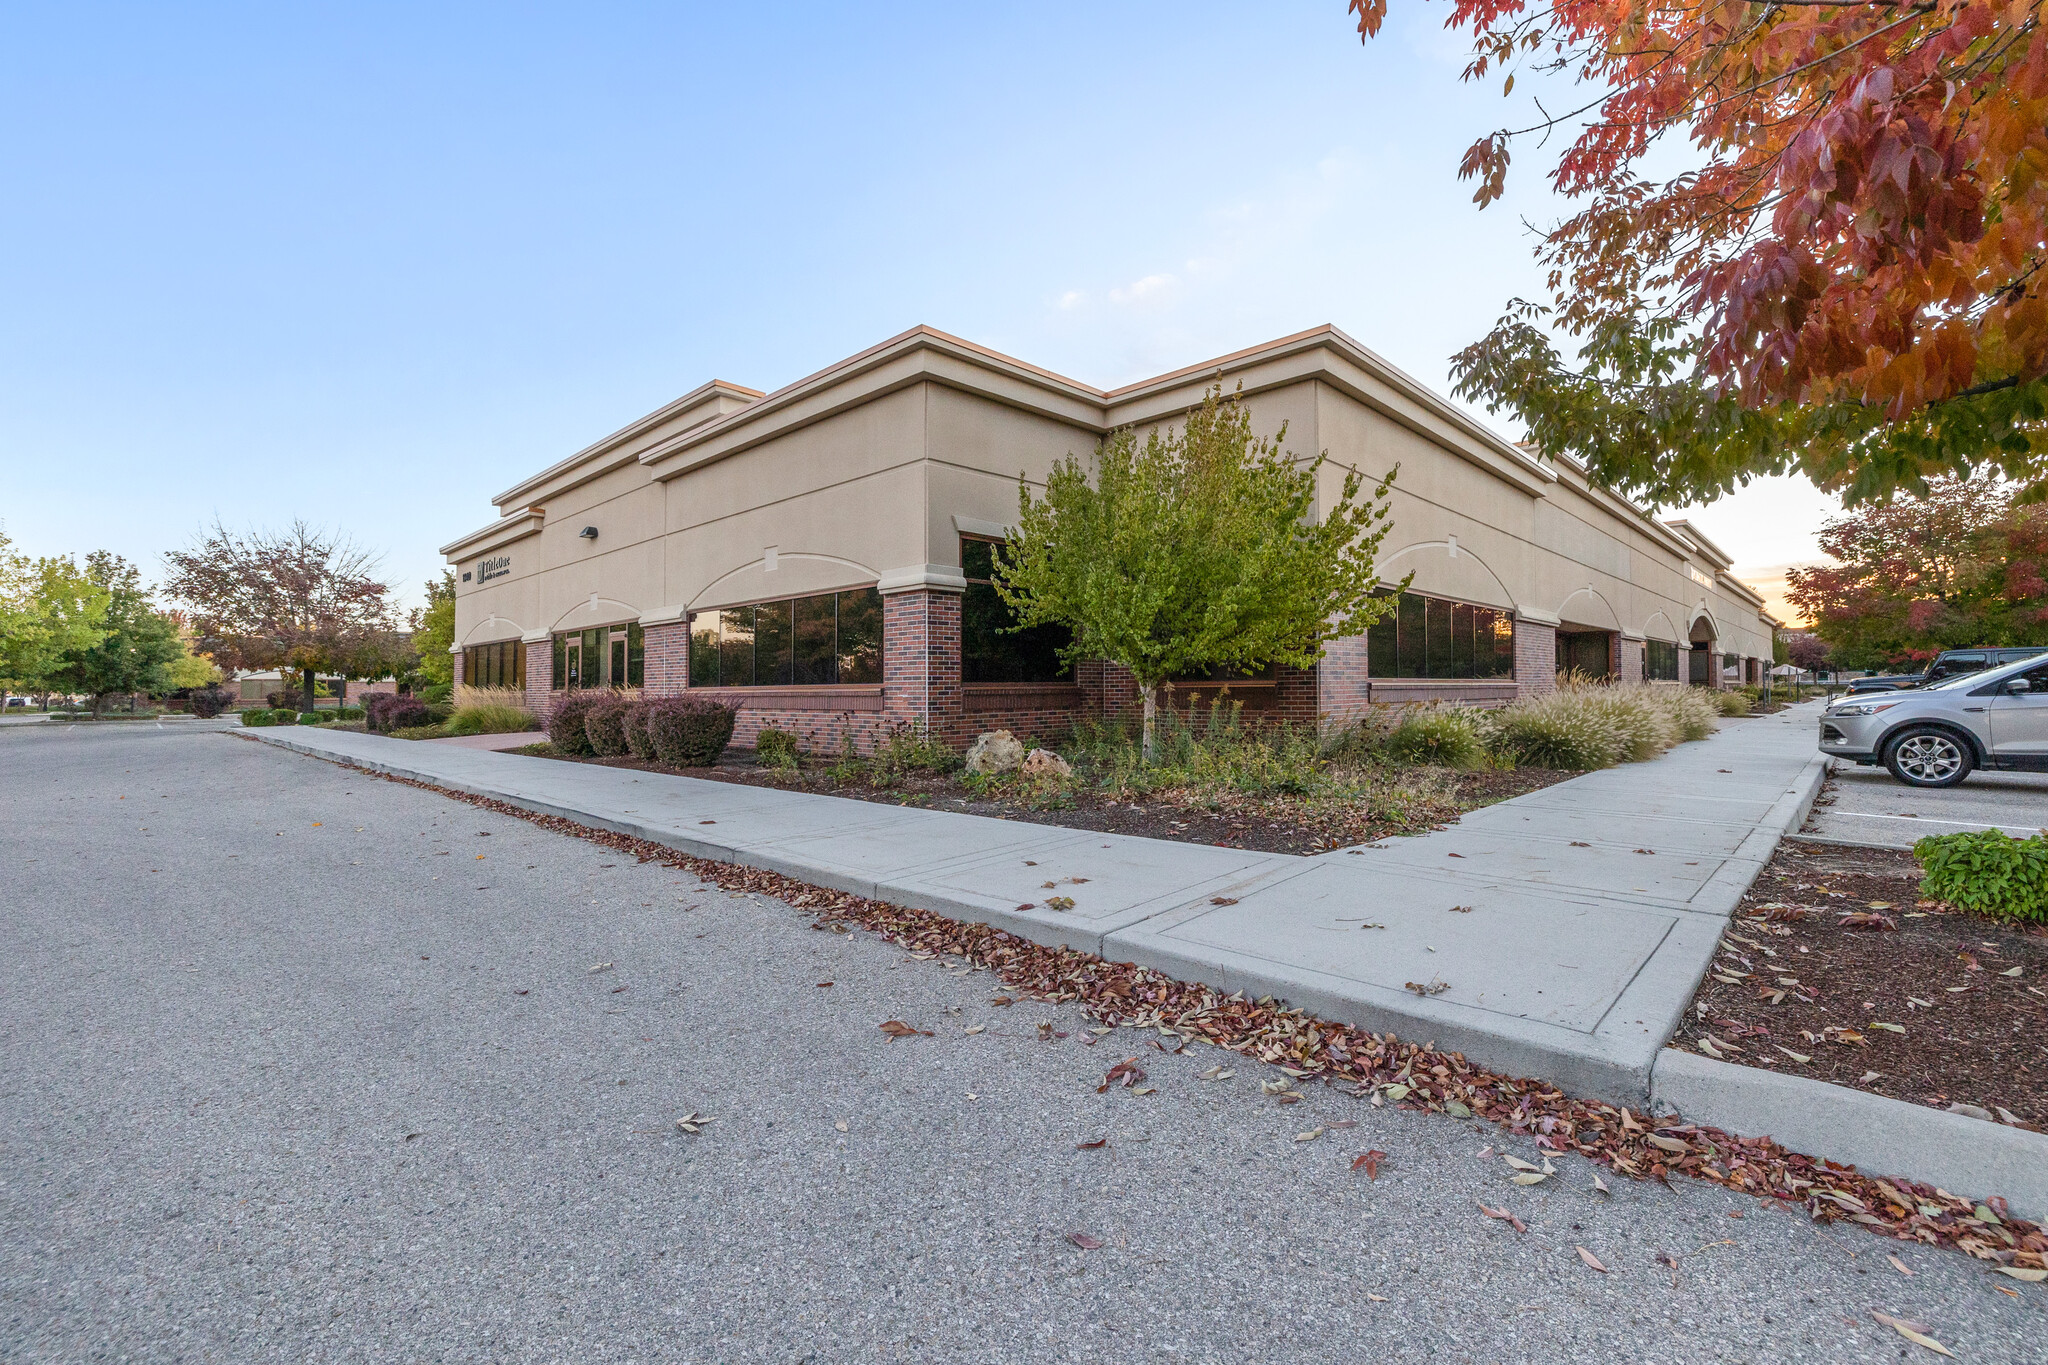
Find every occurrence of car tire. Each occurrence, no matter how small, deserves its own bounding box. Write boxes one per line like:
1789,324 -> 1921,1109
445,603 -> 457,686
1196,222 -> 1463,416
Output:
1883,726 -> 1974,788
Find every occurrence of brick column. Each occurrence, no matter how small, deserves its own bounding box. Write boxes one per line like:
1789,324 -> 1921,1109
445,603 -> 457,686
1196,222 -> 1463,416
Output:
1515,619 -> 1558,697
1316,633 -> 1371,729
883,589 -> 963,743
450,649 -> 464,689
1617,635 -> 1644,684
642,620 -> 689,696
524,639 -> 551,717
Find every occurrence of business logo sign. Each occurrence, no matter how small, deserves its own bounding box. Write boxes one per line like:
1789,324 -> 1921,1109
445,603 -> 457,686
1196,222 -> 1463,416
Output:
477,554 -> 512,583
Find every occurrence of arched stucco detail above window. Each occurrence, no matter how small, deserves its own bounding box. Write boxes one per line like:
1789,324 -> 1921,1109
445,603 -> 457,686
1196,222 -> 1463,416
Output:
688,552 -> 880,611
1688,607 -> 1719,643
1642,610 -> 1680,644
459,614 -> 526,646
549,594 -> 643,633
1556,586 -> 1622,631
1377,540 -> 1514,610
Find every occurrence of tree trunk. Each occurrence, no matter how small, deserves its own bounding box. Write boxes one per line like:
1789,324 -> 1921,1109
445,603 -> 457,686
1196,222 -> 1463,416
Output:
1141,683 -> 1159,766
302,667 -> 317,713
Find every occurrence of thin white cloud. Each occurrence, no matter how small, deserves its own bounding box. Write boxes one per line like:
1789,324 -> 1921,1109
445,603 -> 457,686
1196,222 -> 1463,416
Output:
1056,290 -> 1085,310
1108,273 -> 1178,305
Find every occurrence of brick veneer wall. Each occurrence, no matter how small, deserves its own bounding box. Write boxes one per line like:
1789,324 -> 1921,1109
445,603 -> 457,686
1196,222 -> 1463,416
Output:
1317,633 -> 1371,728
644,620 -> 688,696
450,652 -> 463,689
883,588 -> 962,738
1618,637 -> 1644,684
1076,659 -> 1143,722
524,640 -> 551,717
1515,621 -> 1558,697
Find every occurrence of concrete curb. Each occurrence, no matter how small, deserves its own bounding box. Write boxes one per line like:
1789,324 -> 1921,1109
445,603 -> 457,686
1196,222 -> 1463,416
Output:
1651,1048 -> 2048,1220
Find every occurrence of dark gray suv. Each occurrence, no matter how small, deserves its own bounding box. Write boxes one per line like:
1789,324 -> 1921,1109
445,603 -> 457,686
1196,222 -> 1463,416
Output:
1845,646 -> 2048,695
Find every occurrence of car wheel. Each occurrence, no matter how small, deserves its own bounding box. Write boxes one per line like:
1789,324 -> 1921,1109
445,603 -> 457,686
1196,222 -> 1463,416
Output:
1884,727 -> 1974,788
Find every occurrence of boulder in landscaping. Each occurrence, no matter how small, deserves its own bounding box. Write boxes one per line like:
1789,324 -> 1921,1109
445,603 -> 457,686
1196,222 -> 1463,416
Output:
965,729 -> 1025,775
1020,748 -> 1072,778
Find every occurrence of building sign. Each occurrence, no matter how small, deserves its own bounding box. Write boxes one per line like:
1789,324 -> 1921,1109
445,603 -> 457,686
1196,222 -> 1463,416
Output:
477,554 -> 512,583
1686,564 -> 1714,590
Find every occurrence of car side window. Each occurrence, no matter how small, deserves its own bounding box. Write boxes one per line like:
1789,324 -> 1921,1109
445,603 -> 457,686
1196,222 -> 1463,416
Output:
1929,653 -> 1987,682
2024,662 -> 2048,688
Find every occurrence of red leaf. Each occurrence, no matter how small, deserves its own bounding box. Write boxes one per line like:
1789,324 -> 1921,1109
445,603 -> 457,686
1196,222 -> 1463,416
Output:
1352,1149 -> 1389,1179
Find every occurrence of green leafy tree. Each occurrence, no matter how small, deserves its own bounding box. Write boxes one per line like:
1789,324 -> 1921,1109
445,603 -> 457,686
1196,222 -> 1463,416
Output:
46,553 -> 185,712
997,387 -> 1401,760
164,520 -> 400,711
411,570 -> 455,691
0,533 -> 111,700
164,643 -> 223,690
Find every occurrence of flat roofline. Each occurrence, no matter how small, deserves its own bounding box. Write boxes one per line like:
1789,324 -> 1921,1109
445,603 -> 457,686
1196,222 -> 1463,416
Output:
491,378 -> 765,509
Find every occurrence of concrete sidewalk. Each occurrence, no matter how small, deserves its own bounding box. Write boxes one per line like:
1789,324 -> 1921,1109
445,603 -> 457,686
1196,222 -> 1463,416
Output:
244,704 -> 1825,1104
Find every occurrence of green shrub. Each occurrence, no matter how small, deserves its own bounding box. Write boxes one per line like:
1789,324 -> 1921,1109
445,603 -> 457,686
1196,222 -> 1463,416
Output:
390,723 -> 447,741
1714,689 -> 1753,717
644,695 -> 738,766
336,706 -> 364,720
584,692 -> 631,756
418,682 -> 454,705
867,721 -> 960,782
546,691 -> 603,756
621,701 -> 658,760
443,702 -> 538,737
298,711 -> 323,725
1914,830 -> 2048,924
755,727 -> 801,769
1381,708 -> 1487,769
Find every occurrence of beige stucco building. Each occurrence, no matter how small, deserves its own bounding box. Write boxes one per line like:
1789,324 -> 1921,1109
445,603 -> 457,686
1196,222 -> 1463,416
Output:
440,325 -> 1777,749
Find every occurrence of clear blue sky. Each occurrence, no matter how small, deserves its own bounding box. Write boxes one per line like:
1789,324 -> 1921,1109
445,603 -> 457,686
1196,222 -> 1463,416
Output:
0,1 -> 1830,616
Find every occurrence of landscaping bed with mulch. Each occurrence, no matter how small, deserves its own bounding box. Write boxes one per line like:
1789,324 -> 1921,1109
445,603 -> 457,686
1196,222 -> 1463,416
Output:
518,745 -> 1573,854
1673,838 -> 2048,1128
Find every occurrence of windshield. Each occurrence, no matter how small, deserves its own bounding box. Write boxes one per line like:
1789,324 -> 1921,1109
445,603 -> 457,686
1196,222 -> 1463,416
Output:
1925,657 -> 2033,691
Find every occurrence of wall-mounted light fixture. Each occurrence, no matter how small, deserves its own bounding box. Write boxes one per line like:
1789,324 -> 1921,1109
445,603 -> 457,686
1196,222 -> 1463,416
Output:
579,526 -> 599,540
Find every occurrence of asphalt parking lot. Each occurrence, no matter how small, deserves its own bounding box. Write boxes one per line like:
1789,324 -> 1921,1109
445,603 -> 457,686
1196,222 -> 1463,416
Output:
1809,761 -> 2048,849
5,722 -> 2045,1362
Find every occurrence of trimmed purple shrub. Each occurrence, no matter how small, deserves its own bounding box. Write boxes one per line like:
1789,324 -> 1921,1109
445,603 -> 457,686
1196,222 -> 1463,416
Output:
188,686 -> 233,719
621,700 -> 658,761
644,695 -> 738,768
364,693 -> 412,733
584,692 -> 631,757
546,690 -> 603,756
381,700 -> 431,732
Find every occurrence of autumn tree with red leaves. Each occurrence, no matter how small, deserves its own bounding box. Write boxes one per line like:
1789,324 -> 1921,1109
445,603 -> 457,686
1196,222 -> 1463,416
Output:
1785,477 -> 2048,665
1349,0 -> 2048,505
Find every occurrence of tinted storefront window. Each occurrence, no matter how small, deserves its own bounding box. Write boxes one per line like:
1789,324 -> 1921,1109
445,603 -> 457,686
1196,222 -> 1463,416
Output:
1646,639 -> 1680,681
462,640 -> 525,691
960,538 -> 1071,683
688,588 -> 883,687
548,623 -> 641,689
1365,590 -> 1515,679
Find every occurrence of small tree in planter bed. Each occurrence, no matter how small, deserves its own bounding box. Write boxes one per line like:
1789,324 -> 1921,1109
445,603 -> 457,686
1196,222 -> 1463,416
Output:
644,696 -> 737,767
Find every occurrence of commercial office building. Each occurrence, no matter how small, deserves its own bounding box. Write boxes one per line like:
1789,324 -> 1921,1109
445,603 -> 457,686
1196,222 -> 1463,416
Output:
442,325 -> 1777,749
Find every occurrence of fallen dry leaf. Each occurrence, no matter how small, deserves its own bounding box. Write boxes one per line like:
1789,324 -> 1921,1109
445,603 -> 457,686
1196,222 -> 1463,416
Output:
1871,1312 -> 1954,1357
1887,1254 -> 1914,1276
1097,1058 -> 1147,1093
1656,1251 -> 1680,1286
1592,1170 -> 1610,1194
964,1024 -> 986,1035
1476,1201 -> 1527,1233
878,1020 -> 931,1040
1296,1128 -> 1325,1142
1998,1266 -> 2048,1282
1353,1149 -> 1388,1179
1511,1172 -> 1548,1186
1576,1246 -> 1608,1273
1076,1138 -> 1107,1150
834,1120 -> 848,1132
1404,978 -> 1450,997
1502,1155 -> 1544,1173
1209,896 -> 1238,906
1045,896 -> 1076,912
1067,1232 -> 1103,1250
674,1112 -> 717,1135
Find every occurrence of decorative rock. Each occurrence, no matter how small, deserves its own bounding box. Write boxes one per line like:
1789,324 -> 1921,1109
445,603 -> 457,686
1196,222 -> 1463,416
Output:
965,729 -> 1025,775
1020,748 -> 1072,778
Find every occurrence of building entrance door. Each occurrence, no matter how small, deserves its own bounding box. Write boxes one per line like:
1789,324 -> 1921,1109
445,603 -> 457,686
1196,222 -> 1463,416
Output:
1689,643 -> 1711,683
564,637 -> 583,688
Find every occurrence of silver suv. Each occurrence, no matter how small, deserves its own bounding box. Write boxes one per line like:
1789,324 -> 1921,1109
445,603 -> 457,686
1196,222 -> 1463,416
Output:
1820,653 -> 2048,787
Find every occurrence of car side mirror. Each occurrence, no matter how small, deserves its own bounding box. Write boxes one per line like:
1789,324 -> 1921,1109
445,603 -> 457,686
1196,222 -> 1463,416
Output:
2008,679 -> 2034,694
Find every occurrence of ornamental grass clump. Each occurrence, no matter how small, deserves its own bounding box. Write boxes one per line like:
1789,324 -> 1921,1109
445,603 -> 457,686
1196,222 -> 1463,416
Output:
1714,688 -> 1754,717
444,693 -> 538,737
643,695 -> 738,767
1914,829 -> 2048,924
1380,707 -> 1488,770
1648,685 -> 1718,742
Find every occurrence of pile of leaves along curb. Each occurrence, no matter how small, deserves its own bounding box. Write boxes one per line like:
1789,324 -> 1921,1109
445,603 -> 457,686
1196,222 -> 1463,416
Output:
292,745 -> 2046,1271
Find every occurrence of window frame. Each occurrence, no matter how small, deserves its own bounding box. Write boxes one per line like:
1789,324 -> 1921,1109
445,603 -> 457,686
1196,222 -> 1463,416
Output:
1364,588 -> 1516,681
685,587 -> 884,689
958,535 -> 1073,685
